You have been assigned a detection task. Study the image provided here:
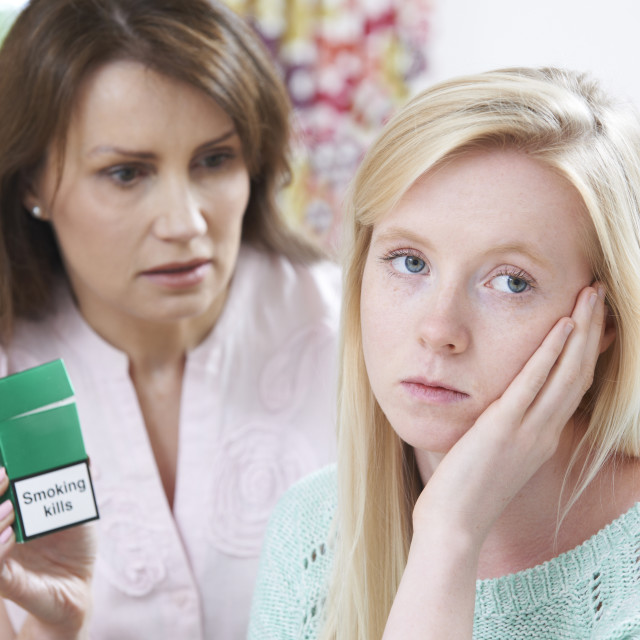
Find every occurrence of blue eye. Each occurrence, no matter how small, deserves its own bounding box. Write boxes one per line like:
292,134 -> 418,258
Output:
404,256 -> 426,273
491,273 -> 531,294
387,253 -> 428,275
507,276 -> 528,293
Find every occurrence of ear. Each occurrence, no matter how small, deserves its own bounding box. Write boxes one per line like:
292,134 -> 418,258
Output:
599,305 -> 616,354
21,175 -> 49,221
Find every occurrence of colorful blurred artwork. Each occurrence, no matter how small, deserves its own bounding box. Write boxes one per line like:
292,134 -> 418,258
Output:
225,0 -> 433,248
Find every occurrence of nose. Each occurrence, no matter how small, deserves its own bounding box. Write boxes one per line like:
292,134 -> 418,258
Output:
417,284 -> 470,354
153,179 -> 207,242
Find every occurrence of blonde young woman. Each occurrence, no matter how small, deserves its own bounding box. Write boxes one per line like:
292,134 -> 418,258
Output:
249,67 -> 640,639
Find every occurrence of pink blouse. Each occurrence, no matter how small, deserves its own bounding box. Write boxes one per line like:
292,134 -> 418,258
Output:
2,244 -> 341,639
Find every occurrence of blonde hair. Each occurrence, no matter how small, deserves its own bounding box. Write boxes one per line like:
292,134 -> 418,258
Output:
321,67 -> 640,639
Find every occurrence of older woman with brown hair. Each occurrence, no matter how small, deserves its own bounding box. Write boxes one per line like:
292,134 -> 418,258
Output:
0,1 -> 340,638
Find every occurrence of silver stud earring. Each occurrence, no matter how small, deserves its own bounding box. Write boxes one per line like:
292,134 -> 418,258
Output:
31,205 -> 42,219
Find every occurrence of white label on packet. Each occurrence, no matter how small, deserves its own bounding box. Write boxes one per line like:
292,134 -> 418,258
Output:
14,461 -> 98,538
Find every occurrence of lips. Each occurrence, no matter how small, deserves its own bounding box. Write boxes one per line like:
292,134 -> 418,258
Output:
139,258 -> 213,289
401,377 -> 469,403
141,258 -> 211,275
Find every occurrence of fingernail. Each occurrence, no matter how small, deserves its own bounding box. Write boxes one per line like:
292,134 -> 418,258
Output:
589,292 -> 598,308
0,500 -> 13,520
0,467 -> 6,483
0,526 -> 12,544
564,322 -> 575,337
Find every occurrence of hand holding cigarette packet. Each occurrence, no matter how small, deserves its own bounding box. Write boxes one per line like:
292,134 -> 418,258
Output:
0,359 -> 98,542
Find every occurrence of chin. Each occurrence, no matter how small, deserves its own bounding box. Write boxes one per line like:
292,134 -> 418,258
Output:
137,297 -> 216,324
393,418 -> 473,455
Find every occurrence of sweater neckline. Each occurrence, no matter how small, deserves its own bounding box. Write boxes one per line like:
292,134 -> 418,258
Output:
475,501 -> 640,615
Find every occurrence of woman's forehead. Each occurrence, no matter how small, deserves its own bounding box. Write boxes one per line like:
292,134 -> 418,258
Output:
369,149 -> 593,263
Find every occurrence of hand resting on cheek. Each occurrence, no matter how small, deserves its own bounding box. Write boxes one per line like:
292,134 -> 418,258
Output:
385,283 -> 607,639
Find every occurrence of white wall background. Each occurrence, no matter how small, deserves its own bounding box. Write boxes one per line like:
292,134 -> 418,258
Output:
425,0 -> 640,107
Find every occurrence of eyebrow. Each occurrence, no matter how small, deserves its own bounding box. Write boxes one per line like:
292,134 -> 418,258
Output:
372,227 -> 431,249
486,242 -> 552,270
372,227 -> 552,270
86,128 -> 238,159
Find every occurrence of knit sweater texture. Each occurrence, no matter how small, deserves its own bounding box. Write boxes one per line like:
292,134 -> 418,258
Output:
249,465 -> 640,639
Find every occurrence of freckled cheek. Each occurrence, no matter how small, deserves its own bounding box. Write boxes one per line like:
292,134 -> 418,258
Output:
360,285 -> 409,380
361,277 -> 385,349
477,312 -> 560,402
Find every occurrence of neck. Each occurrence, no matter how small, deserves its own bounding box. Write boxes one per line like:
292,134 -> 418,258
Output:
76,291 -> 226,375
474,439 -> 578,578
416,420 -> 638,580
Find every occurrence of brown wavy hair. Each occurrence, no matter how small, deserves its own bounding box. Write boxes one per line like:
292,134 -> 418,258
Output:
0,0 -> 320,340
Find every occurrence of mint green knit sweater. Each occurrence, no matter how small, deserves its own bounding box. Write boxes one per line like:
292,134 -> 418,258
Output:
249,465 -> 640,639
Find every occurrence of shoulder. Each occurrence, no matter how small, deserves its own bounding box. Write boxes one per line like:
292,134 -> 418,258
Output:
260,463 -> 336,576
260,464 -> 337,566
234,244 -> 341,321
268,463 -> 337,536
248,465 -> 337,640
0,286 -> 72,375
221,246 -> 341,367
591,502 -> 640,639
592,591 -> 640,640
0,286 -> 128,395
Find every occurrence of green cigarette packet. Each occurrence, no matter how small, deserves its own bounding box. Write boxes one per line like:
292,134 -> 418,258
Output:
0,359 -> 99,542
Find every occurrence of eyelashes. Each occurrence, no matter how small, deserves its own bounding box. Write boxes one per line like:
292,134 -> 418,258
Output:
490,268 -> 535,294
381,249 -> 428,275
379,248 -> 537,295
